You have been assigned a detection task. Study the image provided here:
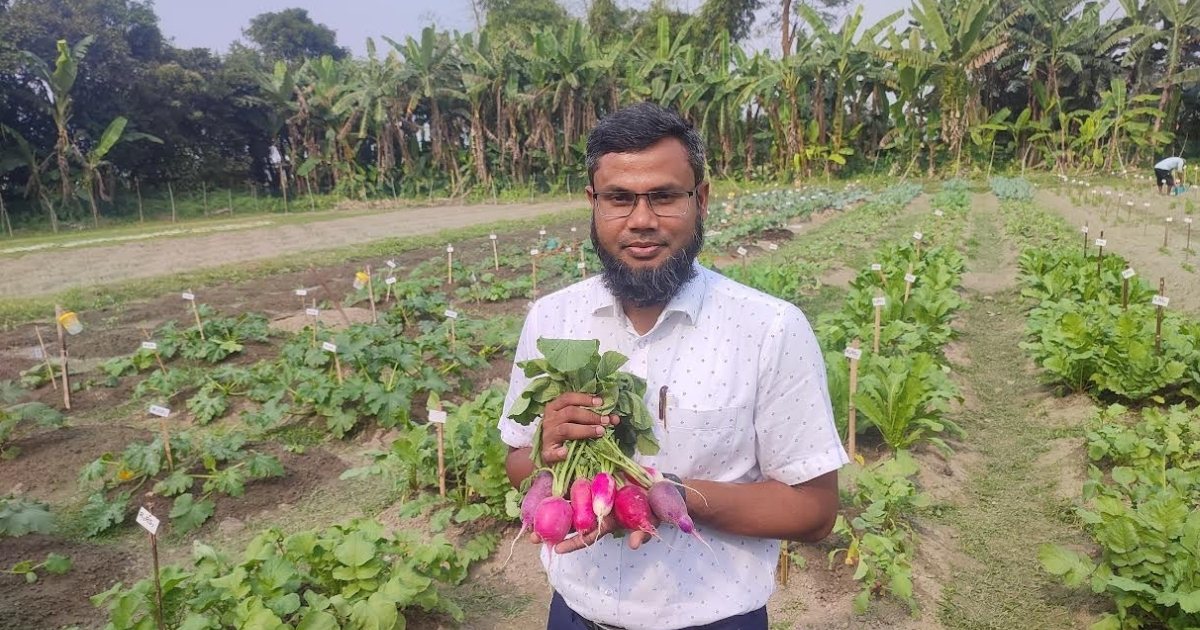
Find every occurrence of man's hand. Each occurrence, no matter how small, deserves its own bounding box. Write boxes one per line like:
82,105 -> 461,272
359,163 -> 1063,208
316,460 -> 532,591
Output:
539,393 -> 619,465
529,511 -> 659,553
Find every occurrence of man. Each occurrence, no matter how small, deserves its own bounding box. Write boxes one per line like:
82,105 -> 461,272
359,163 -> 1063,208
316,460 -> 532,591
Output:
498,102 -> 847,630
1154,156 -> 1185,195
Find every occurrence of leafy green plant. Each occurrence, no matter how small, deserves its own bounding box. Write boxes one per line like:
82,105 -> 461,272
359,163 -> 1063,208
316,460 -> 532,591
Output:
91,518 -> 496,630
78,431 -> 284,535
852,353 -> 964,453
342,387 -> 517,530
6,552 -> 72,584
1041,404 -> 1200,630
0,380 -> 64,459
0,493 -> 56,537
829,451 -> 928,615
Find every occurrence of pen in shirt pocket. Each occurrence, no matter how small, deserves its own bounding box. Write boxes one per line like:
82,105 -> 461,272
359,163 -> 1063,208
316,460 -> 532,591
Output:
659,386 -> 668,431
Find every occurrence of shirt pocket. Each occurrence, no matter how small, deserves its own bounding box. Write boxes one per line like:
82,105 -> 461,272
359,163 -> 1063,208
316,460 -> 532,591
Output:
655,406 -> 754,481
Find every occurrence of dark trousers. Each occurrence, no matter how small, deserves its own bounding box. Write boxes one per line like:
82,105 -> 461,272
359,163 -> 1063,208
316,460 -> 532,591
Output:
548,592 -> 768,630
1156,168 -> 1175,187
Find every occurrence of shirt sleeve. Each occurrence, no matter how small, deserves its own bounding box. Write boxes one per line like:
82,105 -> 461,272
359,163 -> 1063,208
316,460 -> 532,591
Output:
498,303 -> 541,449
753,304 -> 849,486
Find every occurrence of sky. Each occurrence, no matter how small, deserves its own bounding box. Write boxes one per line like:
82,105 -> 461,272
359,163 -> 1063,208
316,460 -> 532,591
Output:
155,0 -> 914,58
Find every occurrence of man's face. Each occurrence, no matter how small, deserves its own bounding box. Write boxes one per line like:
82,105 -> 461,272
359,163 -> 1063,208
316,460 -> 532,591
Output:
586,137 -> 709,307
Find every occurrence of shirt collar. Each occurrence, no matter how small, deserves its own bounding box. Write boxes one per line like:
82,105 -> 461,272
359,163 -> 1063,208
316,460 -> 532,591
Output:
588,261 -> 708,326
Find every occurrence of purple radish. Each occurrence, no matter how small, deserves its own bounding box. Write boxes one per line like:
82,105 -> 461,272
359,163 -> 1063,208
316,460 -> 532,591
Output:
648,480 -> 714,554
501,470 -> 553,569
570,477 -> 597,534
591,472 -> 616,520
533,497 -> 574,551
613,484 -> 661,540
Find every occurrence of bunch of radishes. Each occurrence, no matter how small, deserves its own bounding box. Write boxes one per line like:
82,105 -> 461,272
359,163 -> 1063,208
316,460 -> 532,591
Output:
518,465 -> 710,553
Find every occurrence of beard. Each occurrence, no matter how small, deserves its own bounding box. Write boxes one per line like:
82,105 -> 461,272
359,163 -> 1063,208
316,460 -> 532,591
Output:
591,215 -> 704,308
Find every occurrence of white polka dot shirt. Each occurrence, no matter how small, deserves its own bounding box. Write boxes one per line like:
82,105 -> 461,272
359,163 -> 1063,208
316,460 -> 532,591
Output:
499,262 -> 848,630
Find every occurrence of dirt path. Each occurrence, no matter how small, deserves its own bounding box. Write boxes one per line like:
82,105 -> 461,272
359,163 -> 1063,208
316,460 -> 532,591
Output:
929,194 -> 1105,629
0,200 -> 581,299
1035,190 -> 1199,315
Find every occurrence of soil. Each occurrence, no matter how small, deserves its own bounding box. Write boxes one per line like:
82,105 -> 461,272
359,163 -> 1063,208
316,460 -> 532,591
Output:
0,200 -> 582,299
0,534 -> 139,630
0,425 -> 151,505
1035,188 -> 1200,315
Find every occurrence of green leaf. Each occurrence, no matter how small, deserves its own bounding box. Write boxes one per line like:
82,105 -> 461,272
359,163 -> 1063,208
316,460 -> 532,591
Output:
43,553 -> 72,574
153,469 -> 194,497
296,610 -> 338,630
1177,589 -> 1200,614
170,494 -> 216,534
333,532 -> 375,567
536,338 -> 600,373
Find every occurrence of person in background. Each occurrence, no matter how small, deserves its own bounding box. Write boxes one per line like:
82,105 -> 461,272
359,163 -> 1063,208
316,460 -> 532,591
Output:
1154,156 -> 1185,195
498,102 -> 847,630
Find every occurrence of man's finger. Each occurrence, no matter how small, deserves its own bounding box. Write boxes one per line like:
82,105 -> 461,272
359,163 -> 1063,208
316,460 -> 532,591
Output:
545,393 -> 604,413
627,530 -> 653,550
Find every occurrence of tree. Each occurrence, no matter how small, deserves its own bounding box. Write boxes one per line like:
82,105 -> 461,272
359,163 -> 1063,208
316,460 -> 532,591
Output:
476,0 -> 571,38
244,9 -> 347,64
696,0 -> 763,42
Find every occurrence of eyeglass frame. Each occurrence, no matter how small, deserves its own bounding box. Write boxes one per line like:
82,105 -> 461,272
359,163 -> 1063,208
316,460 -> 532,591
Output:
587,186 -> 702,219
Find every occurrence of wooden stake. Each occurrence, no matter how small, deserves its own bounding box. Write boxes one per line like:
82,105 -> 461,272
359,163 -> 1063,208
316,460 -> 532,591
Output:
429,401 -> 447,498
149,527 -> 165,630
1155,278 -> 1166,356
490,235 -> 499,270
580,248 -> 587,279
1096,231 -> 1105,278
34,326 -> 57,391
318,280 -> 353,326
1082,223 -> 1089,256
140,328 -> 169,375
333,352 -> 344,385
54,306 -> 71,410
167,182 -> 176,223
310,300 -> 318,347
777,542 -> 789,587
1122,277 -> 1129,310
136,179 -> 144,224
873,294 -> 883,354
154,409 -> 174,472
187,290 -> 205,340
446,245 -> 454,285
903,264 -> 915,304
531,250 -> 539,299
366,265 -> 377,323
847,339 -> 861,462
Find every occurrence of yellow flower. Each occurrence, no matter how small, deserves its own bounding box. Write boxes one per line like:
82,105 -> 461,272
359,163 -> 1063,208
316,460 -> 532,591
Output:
117,469 -> 135,482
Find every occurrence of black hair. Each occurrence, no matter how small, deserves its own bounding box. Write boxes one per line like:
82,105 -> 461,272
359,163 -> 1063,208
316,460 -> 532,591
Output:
585,102 -> 706,186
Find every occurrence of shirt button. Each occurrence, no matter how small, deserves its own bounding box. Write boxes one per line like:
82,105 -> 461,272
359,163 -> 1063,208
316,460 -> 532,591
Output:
605,589 -> 613,596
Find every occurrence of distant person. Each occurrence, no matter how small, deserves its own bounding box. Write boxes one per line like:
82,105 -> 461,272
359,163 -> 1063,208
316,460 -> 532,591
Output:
1154,156 -> 1185,195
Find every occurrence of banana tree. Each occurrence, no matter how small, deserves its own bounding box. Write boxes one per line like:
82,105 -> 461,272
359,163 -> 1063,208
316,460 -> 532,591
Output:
0,124 -> 57,232
76,117 -> 162,227
21,36 -> 94,227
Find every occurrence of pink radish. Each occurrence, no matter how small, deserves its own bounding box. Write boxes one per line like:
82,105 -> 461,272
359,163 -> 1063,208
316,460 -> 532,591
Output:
570,477 -> 596,534
613,484 -> 661,539
591,472 -> 616,520
501,470 -> 553,569
533,497 -> 574,549
648,480 -> 713,554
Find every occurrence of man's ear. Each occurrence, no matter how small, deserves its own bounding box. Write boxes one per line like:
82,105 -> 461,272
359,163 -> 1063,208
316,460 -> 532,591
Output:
697,181 -> 710,222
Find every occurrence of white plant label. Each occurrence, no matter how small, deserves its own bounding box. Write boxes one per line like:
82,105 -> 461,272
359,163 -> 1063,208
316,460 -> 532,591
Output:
489,234 -> 497,240
571,227 -> 578,234
305,308 -> 320,317
1186,217 -> 1194,224
913,232 -> 923,241
566,246 -> 573,253
530,249 -> 539,256
871,263 -> 882,271
873,296 -> 887,307
721,218 -> 728,224
1095,238 -> 1108,247
1080,226 -> 1089,234
539,229 -> 547,236
181,292 -> 195,301
447,245 -> 454,253
904,273 -> 917,283
148,405 -> 171,418
1122,268 -> 1136,280
427,409 -> 448,425
444,309 -> 459,320
322,342 -> 337,353
386,260 -> 397,269
385,277 -> 397,286
767,243 -> 779,251
1153,295 -> 1170,308
136,507 -> 160,535
577,262 -> 586,269
141,341 -> 158,351
295,289 -> 308,297
32,347 -> 44,360
736,247 -> 748,257
934,210 -> 944,217
843,347 -> 863,361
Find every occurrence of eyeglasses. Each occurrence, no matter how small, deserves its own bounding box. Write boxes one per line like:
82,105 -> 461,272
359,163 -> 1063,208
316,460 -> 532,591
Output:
591,188 -> 699,218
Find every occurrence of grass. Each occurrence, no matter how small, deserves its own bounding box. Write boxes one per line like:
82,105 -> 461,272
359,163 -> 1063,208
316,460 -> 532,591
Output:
932,200 -> 1103,629
0,207 -> 591,329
